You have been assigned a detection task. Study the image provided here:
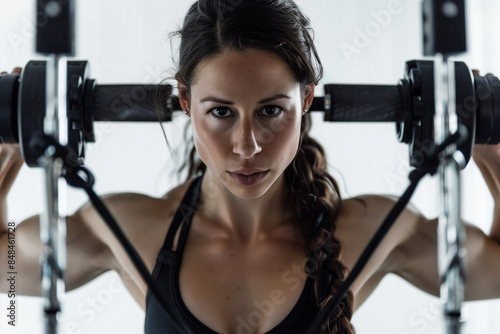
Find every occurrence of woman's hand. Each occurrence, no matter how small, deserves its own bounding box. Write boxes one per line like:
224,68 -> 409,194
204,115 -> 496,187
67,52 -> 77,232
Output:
0,143 -> 24,199
0,67 -> 22,76
0,68 -> 24,198
470,69 -> 500,180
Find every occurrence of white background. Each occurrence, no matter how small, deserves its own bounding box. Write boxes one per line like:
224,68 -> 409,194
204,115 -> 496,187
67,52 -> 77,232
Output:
1,0 -> 500,333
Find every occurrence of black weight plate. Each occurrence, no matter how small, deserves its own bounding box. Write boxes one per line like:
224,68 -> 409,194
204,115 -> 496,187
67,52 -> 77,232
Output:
486,75 -> 500,144
0,74 -> 20,143
18,61 -> 47,167
454,61 -> 475,167
474,76 -> 493,144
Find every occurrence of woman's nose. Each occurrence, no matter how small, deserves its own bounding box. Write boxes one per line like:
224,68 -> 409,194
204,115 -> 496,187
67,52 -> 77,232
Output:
232,121 -> 262,159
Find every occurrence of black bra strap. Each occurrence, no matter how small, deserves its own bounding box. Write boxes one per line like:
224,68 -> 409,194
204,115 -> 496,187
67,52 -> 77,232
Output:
162,173 -> 204,250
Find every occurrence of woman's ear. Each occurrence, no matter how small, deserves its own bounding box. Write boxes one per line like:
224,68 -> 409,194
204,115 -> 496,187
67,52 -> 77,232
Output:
302,83 -> 315,114
177,79 -> 191,112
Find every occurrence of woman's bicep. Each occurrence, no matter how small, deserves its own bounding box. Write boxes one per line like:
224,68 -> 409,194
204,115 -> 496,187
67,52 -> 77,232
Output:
390,215 -> 440,297
392,213 -> 500,301
64,208 -> 118,291
462,222 -> 500,300
340,195 -> 440,302
0,204 -> 118,296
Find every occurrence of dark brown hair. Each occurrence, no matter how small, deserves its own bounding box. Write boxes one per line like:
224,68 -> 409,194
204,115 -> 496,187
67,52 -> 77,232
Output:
160,1 -> 355,332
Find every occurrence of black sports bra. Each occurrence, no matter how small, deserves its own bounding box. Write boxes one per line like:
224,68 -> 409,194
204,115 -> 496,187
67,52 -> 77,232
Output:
144,174 -> 319,333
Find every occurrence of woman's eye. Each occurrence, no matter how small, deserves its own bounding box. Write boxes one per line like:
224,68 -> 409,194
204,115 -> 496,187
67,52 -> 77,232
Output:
210,107 -> 233,118
261,106 -> 283,117
208,105 -> 283,119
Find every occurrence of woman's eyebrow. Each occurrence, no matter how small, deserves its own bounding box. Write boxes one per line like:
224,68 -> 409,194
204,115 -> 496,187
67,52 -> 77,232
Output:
200,93 -> 291,104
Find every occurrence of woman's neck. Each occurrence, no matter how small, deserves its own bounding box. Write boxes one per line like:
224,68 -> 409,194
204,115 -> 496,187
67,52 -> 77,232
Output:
199,169 -> 296,243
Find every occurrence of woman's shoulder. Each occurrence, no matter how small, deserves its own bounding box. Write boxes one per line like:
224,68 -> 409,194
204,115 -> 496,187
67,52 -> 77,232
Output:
71,179 -> 199,277
339,194 -> 424,225
335,194 -> 426,259
75,178 -> 197,232
335,194 -> 429,296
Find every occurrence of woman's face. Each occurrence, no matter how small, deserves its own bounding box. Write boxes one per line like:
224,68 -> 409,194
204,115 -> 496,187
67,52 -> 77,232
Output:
182,49 -> 314,199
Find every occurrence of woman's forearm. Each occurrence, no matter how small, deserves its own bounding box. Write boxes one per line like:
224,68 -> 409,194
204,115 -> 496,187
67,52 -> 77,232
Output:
472,145 -> 500,242
0,143 -> 24,234
0,198 -> 7,235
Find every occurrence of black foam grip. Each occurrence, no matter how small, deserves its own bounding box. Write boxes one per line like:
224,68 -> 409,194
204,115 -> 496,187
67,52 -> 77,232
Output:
324,84 -> 401,122
91,84 -> 173,122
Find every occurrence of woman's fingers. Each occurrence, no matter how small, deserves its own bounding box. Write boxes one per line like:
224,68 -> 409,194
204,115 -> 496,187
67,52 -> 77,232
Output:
0,68 -> 22,75
0,143 -> 24,198
471,69 -> 495,77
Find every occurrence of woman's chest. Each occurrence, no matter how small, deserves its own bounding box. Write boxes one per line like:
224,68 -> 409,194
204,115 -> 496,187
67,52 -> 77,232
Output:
178,229 -> 310,333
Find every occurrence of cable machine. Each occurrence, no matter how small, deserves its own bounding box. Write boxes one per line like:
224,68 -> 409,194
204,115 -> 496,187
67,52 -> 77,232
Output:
0,1 -> 497,333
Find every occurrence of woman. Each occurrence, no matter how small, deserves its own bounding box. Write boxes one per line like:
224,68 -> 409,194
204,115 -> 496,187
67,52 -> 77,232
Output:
1,0 -> 500,333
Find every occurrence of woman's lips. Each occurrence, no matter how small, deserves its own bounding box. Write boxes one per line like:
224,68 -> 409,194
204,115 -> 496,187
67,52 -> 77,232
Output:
228,170 -> 269,186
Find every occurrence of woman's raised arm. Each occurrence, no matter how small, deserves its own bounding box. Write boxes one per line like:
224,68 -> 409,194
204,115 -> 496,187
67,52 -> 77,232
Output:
392,144 -> 500,301
0,141 -> 118,296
